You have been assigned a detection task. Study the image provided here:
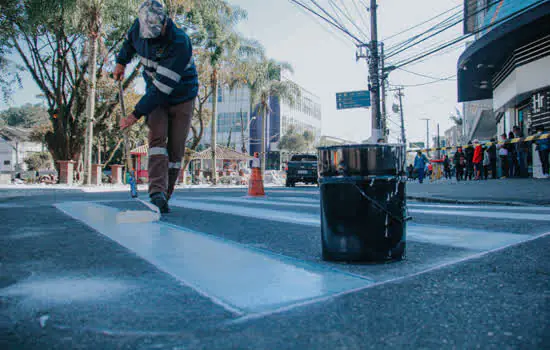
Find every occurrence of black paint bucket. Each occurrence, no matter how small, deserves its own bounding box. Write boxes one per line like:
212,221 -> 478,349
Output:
318,144 -> 409,262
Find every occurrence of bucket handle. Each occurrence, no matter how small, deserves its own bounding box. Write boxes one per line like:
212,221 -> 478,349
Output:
352,183 -> 413,225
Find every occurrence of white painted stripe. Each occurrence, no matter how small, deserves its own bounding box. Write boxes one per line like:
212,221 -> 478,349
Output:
170,199 -> 319,226
408,208 -> 550,221
153,79 -> 174,95
229,230 -> 550,325
274,197 -> 319,204
408,203 -> 550,212
169,199 -> 535,250
149,147 -> 168,156
407,224 -> 529,251
54,202 -> 372,315
182,196 -> 318,208
157,66 -> 181,82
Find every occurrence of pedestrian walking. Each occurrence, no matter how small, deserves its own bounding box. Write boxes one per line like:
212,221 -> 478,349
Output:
507,132 -> 517,177
115,0 -> 199,213
414,151 -> 429,184
443,155 -> 452,180
453,147 -> 466,181
488,138 -> 497,179
472,140 -> 483,180
497,133 -> 509,179
465,141 -> 474,180
534,125 -> 550,178
483,146 -> 490,180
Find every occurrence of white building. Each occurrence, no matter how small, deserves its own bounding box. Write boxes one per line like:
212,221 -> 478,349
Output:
0,127 -> 44,172
201,78 -> 322,170
458,0 -> 550,177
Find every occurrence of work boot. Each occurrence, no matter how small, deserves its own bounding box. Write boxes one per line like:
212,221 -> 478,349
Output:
150,192 -> 170,214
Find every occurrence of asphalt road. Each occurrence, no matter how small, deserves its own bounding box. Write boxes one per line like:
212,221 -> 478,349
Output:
1,186 -> 549,349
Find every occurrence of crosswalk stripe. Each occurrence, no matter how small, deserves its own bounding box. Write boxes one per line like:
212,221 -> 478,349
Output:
409,208 -> 550,221
54,201 -> 373,315
170,199 -> 319,225
182,196 -> 319,208
175,196 -> 550,221
407,203 -> 550,212
169,199 -> 533,251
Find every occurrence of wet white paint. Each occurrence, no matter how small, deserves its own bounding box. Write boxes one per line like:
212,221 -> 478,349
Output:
55,202 -> 372,315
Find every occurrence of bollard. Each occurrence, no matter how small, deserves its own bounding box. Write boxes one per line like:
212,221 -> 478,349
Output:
57,161 -> 76,185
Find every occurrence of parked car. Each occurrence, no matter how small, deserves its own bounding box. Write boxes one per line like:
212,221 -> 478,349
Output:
285,154 -> 318,187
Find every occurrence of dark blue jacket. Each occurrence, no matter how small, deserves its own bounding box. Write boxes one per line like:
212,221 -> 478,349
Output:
116,18 -> 199,119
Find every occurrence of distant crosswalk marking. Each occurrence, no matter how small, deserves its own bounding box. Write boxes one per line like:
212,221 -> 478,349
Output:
170,198 -> 537,251
409,208 -> 550,221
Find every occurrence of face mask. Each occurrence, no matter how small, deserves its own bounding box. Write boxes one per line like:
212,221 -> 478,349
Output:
138,0 -> 166,39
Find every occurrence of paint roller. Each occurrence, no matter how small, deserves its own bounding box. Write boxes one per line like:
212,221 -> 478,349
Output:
115,79 -> 161,224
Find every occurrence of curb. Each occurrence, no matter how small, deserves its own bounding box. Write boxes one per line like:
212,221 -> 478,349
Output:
406,195 -> 550,207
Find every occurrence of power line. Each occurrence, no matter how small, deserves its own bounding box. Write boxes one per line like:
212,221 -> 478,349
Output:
385,0 -> 500,59
396,67 -> 457,81
382,3 -> 462,42
391,0 -> 547,69
328,0 -> 370,42
294,3 -> 356,48
389,75 -> 456,88
288,0 -> 366,45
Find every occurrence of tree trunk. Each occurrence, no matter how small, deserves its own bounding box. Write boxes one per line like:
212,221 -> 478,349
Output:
211,68 -> 218,184
84,33 -> 98,185
240,109 -> 246,154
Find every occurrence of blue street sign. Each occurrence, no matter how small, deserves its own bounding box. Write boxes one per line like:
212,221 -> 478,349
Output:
336,90 -> 371,110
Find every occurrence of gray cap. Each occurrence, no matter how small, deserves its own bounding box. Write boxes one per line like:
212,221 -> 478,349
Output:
138,0 -> 167,39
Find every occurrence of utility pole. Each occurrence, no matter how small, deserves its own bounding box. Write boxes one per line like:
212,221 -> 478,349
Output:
380,42 -> 388,141
396,87 -> 406,147
421,118 -> 430,157
437,123 -> 441,159
368,0 -> 382,142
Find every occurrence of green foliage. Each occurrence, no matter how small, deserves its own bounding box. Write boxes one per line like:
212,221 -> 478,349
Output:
24,152 -> 53,171
279,125 -> 307,153
0,103 -> 49,128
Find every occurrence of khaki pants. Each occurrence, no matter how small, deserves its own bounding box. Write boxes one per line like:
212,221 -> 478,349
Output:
147,99 -> 194,198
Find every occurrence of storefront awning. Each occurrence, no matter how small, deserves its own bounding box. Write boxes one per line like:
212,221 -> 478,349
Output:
457,1 -> 550,103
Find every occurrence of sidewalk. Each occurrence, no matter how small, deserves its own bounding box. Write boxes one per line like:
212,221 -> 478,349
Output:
407,178 -> 550,206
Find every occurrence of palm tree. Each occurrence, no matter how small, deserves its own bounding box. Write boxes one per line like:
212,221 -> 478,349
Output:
187,1 -> 247,184
71,0 -> 139,184
247,59 -> 301,173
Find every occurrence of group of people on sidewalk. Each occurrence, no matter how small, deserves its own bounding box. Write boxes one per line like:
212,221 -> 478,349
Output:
408,125 -> 550,183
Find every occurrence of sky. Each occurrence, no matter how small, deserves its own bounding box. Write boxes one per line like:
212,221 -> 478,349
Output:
0,0 -> 464,146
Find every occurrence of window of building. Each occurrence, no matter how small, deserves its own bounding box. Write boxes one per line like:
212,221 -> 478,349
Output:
3,160 -> 10,166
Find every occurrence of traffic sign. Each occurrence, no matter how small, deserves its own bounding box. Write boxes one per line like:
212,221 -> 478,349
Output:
336,90 -> 371,110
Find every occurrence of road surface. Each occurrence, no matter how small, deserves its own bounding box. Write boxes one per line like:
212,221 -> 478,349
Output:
1,187 -> 549,349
